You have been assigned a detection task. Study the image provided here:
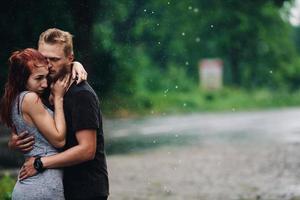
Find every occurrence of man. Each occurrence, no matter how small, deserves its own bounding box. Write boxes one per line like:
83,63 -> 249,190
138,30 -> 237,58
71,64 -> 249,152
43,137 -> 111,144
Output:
11,28 -> 109,200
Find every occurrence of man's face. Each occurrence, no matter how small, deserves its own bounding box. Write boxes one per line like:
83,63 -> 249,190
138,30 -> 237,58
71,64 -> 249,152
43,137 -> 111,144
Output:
38,43 -> 73,80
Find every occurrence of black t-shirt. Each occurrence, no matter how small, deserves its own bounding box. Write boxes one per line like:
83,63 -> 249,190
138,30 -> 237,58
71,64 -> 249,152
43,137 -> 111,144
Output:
62,81 -> 109,199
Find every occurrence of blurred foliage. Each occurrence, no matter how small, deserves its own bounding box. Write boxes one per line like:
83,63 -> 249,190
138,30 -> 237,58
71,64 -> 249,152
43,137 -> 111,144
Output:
293,26 -> 300,54
0,0 -> 300,115
0,174 -> 15,200
101,86 -> 300,118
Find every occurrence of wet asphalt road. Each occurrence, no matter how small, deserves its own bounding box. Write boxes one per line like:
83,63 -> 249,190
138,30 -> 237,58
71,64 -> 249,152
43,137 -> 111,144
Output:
105,108 -> 300,200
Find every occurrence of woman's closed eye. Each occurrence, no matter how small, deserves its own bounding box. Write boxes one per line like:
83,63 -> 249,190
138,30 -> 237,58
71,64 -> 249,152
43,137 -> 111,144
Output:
35,76 -> 46,80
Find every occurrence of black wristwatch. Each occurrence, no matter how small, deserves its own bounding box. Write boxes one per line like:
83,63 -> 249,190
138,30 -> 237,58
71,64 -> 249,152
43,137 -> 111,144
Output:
33,156 -> 45,173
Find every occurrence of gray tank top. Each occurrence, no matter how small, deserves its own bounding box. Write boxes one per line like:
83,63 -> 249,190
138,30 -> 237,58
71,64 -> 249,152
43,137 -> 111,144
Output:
12,91 -> 59,157
11,91 -> 64,200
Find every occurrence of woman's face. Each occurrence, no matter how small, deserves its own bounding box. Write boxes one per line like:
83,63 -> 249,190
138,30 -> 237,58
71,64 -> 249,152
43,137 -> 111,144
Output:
26,64 -> 49,95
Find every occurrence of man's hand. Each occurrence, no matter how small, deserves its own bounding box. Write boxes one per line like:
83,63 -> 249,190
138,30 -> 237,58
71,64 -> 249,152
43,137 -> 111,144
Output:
19,157 -> 37,180
9,131 -> 34,153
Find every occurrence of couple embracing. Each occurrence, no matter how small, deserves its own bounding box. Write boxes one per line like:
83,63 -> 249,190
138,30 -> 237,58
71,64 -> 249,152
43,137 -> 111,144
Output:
0,28 -> 109,200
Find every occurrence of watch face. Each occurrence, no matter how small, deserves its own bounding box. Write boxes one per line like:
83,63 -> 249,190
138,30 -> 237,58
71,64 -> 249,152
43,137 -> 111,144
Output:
34,159 -> 39,170
34,157 -> 44,172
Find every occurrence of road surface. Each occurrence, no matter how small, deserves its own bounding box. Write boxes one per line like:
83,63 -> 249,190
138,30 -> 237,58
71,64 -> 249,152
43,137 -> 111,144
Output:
105,108 -> 300,200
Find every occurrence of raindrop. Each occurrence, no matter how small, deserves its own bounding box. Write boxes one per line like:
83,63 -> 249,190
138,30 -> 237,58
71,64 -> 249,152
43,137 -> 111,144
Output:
232,108 -> 236,112
175,134 -> 179,138
167,2 -> 170,5
158,41 -> 161,45
164,89 -> 169,93
153,140 -> 156,144
183,103 -> 187,107
185,61 -> 189,66
163,185 -> 171,193
151,11 -> 155,14
193,8 -> 199,13
175,85 -> 178,89
182,32 -> 185,36
269,70 -> 273,74
157,23 -> 160,26
144,9 -> 147,12
210,24 -> 214,28
188,6 -> 192,10
196,37 -> 200,42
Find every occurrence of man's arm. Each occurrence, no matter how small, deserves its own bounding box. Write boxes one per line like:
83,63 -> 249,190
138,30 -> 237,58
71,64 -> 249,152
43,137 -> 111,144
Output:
43,129 -> 96,167
19,129 -> 96,180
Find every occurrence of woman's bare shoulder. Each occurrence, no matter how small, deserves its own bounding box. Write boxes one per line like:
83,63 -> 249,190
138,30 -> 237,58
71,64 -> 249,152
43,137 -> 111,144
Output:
22,92 -> 44,112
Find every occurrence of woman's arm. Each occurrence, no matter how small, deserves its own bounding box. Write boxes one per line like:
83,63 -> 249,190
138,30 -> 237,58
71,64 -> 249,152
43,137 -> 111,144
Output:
22,76 -> 69,148
22,93 -> 65,148
72,61 -> 88,84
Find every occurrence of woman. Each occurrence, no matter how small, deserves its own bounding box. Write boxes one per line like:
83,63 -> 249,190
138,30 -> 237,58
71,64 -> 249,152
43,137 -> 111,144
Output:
0,48 -> 70,199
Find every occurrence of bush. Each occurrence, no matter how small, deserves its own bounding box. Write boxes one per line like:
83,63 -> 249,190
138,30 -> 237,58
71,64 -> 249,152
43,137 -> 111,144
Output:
0,174 -> 15,200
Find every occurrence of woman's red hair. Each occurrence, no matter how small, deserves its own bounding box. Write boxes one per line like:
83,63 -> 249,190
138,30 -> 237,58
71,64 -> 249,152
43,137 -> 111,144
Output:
0,48 -> 47,128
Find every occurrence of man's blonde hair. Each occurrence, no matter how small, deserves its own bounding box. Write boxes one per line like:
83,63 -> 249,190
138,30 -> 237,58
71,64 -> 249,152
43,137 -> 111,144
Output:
38,28 -> 74,56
